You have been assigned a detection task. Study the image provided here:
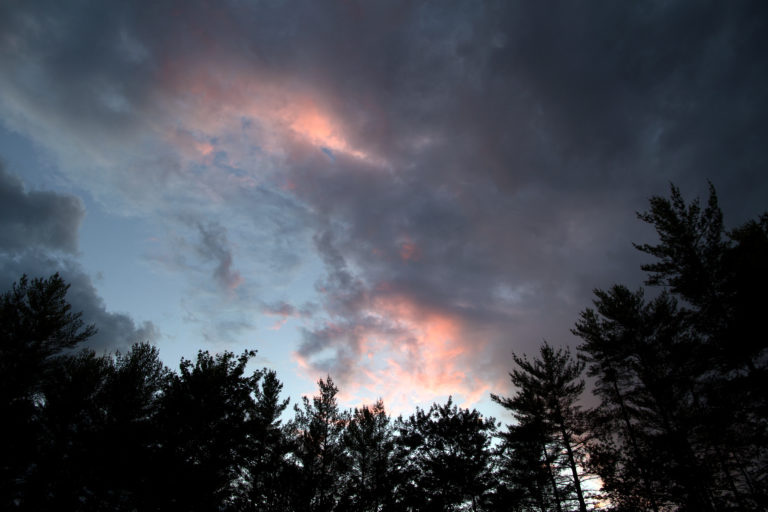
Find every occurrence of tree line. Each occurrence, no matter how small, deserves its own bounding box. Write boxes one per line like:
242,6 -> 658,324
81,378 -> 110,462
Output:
1,184 -> 766,511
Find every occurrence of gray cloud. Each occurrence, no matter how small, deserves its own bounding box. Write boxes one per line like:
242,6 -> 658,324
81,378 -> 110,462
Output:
0,161 -> 84,253
262,300 -> 315,319
0,250 -> 157,353
0,167 -> 156,352
194,221 -> 243,291
1,1 -> 766,402
256,1 -> 768,391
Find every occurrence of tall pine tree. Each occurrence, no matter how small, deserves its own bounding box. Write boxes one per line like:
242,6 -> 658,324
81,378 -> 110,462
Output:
576,184 -> 768,510
289,376 -> 349,512
492,342 -> 593,512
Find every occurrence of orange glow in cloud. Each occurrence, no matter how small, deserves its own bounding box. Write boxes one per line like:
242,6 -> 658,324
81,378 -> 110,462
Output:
271,96 -> 374,162
195,140 -> 214,157
374,297 -> 471,401
157,58 -> 377,168
286,104 -> 345,152
156,57 -> 481,412
296,292 -> 490,414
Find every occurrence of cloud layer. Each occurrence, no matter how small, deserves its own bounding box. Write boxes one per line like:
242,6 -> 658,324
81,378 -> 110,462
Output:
1,1 -> 766,409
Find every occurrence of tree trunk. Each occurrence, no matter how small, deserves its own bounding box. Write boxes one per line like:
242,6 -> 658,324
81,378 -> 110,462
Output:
541,441 -> 564,512
611,377 -> 660,512
559,423 -> 587,512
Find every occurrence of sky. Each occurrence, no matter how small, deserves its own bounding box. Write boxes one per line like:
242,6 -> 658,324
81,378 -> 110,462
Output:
1,0 -> 766,417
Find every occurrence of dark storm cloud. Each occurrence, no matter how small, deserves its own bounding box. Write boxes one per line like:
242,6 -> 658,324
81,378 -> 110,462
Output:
0,0 -> 154,128
1,0 -> 766,401
0,162 -> 84,253
290,143 -> 647,376
0,168 -> 156,352
258,0 -> 768,385
3,0 -> 765,200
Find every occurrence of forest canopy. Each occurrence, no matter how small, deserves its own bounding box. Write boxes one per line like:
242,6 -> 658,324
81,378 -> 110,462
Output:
1,184 -> 766,511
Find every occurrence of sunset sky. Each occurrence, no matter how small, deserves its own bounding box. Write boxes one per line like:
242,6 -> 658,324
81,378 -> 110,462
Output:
1,0 -> 766,417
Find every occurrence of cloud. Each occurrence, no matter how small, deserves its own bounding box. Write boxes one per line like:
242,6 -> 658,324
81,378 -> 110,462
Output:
291,230 -> 500,411
193,221 -> 243,291
0,167 -> 156,352
0,250 -> 157,353
0,161 -> 84,253
1,1 -> 767,410
296,284 -> 498,413
262,300 -> 315,330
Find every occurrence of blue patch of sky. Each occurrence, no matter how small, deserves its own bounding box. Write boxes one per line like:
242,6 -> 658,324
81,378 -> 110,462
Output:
0,123 -> 59,189
0,122 -> 348,410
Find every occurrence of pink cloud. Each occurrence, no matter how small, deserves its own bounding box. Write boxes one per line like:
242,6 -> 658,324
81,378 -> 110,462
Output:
147,46 -> 494,413
295,290 -> 492,414
155,54 -> 382,170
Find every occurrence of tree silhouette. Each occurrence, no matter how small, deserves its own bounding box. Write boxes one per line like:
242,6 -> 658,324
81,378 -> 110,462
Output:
3,183 -> 766,512
289,376 -> 349,512
0,274 -> 96,510
574,286 -> 709,510
493,392 -> 565,512
152,349 -> 262,512
492,342 -> 593,512
247,369 -> 292,511
342,399 -> 396,511
574,184 -> 768,510
636,184 -> 768,509
105,343 -> 169,508
30,350 -> 114,510
395,397 -> 497,511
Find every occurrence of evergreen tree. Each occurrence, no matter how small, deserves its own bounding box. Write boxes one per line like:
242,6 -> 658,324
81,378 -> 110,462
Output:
636,185 -> 768,509
342,399 -> 396,511
395,397 -> 497,511
492,394 -> 564,512
492,342 -> 593,512
7,342 -> 168,511
0,274 -> 96,510
289,376 -> 349,512
247,369 -> 292,511
101,343 -> 169,509
575,184 -> 768,510
152,349 -> 261,512
575,286 -> 711,511
30,350 -> 114,511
